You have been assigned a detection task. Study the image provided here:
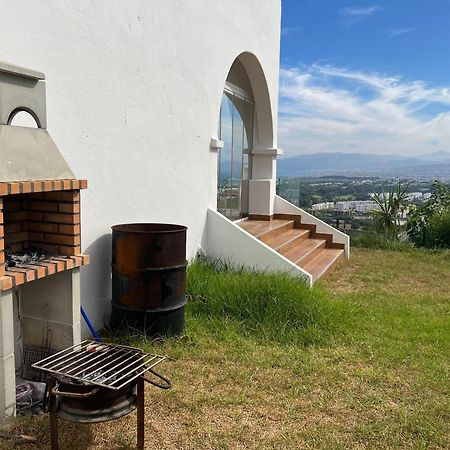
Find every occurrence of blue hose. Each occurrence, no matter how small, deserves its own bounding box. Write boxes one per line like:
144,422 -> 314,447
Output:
80,306 -> 101,342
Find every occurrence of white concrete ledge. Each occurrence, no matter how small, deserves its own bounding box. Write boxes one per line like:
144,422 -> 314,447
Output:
251,147 -> 283,156
205,208 -> 312,285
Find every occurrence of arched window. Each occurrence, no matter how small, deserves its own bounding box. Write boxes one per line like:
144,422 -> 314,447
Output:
217,64 -> 254,220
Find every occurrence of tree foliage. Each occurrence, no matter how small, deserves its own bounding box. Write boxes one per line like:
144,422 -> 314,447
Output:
370,182 -> 408,240
406,181 -> 450,248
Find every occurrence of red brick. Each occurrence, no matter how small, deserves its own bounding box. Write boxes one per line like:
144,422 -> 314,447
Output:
0,276 -> 12,291
45,191 -> 80,202
27,265 -> 46,279
58,203 -> 80,213
29,232 -> 45,242
38,262 -> 56,276
29,201 -> 58,212
62,180 -> 72,190
0,239 -> 4,250
59,245 -> 81,256
59,224 -> 80,235
42,180 -> 52,191
28,222 -> 58,233
53,180 -> 63,190
0,184 -> 7,196
5,211 -> 27,222
32,181 -> 43,192
8,183 -> 20,194
21,182 -> 32,193
81,254 -> 90,265
4,223 -> 24,234
44,213 -> 79,224
45,234 -> 80,246
80,180 -> 88,189
28,212 -> 44,221
5,231 -> 28,245
31,243 -> 59,254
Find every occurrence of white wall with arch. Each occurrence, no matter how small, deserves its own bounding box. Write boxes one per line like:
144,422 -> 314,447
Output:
0,0 -> 281,333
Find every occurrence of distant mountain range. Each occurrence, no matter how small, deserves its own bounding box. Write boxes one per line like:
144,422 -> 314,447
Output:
277,151 -> 450,178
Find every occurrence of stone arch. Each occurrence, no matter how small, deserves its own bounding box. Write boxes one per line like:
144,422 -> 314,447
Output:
224,52 -> 274,149
7,107 -> 41,128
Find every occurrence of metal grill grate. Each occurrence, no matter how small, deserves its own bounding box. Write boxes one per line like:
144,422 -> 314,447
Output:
32,340 -> 167,390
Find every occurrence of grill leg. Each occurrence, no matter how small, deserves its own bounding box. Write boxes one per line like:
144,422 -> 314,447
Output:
48,377 -> 59,450
137,377 -> 145,449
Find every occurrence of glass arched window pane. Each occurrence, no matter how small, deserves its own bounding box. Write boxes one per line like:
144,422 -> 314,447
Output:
217,91 -> 254,220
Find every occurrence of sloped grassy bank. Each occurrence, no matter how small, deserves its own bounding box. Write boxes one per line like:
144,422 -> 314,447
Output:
185,258 -> 349,346
5,249 -> 449,449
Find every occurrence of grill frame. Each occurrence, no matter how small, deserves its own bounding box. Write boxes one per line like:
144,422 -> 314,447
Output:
32,340 -> 167,391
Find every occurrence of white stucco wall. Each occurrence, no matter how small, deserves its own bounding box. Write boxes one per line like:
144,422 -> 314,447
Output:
0,0 -> 281,331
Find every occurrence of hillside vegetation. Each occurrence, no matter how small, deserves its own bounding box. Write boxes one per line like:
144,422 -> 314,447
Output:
8,249 -> 450,449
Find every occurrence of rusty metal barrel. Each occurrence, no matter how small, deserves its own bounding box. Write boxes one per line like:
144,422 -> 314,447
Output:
110,223 -> 187,337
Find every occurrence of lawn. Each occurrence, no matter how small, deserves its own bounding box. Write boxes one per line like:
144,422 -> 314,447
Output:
6,248 -> 450,449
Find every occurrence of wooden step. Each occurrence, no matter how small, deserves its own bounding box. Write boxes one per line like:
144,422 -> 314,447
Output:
303,248 -> 345,281
239,219 -> 295,242
265,228 -> 310,254
284,238 -> 326,266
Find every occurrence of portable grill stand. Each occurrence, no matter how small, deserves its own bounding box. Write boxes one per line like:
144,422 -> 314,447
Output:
32,341 -> 171,450
47,371 -> 169,450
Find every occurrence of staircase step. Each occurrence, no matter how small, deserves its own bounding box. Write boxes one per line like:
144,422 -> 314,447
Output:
284,238 -> 326,266
265,229 -> 310,254
303,248 -> 345,281
239,219 -> 295,242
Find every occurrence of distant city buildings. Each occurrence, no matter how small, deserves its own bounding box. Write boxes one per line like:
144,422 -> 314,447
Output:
312,193 -> 431,214
312,200 -> 380,213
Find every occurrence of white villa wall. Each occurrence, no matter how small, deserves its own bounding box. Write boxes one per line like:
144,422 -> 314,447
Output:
0,0 -> 281,332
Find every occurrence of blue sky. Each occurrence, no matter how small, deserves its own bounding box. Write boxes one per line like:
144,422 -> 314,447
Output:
278,0 -> 450,157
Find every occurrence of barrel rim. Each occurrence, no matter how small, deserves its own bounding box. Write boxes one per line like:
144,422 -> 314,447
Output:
111,223 -> 187,234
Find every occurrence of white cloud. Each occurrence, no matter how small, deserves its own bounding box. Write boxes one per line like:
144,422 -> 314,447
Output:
386,28 -> 415,38
340,6 -> 381,17
278,65 -> 450,157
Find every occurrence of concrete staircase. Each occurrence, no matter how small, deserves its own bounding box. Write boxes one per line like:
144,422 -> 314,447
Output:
238,216 -> 345,282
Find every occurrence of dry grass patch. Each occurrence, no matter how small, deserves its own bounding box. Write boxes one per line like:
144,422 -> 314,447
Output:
3,251 -> 450,449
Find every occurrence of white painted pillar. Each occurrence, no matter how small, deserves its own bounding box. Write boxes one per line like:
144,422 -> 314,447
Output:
249,149 -> 281,217
0,289 -> 16,422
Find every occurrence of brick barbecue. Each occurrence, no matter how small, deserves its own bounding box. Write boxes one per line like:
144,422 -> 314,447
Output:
0,59 -> 89,422
0,180 -> 89,291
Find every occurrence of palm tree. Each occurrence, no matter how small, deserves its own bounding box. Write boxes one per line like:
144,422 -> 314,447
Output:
371,190 -> 395,239
371,182 -> 409,240
392,182 -> 409,239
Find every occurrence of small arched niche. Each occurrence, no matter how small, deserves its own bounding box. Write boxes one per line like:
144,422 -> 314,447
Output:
7,108 -> 41,128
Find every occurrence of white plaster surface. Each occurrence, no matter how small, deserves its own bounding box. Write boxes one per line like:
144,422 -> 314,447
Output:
0,291 -> 16,422
20,270 -> 81,350
0,1 -> 281,333
274,195 -> 351,257
205,208 -> 312,284
249,179 -> 275,216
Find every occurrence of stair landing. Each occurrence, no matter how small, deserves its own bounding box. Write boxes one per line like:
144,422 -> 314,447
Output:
239,218 -> 344,282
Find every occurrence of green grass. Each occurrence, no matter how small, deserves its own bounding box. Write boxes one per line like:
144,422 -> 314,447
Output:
5,249 -> 450,449
186,259 -> 347,345
351,232 -> 416,251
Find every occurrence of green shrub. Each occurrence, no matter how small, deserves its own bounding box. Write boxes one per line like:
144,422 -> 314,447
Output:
351,233 -> 414,251
426,208 -> 450,248
186,258 -> 346,345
